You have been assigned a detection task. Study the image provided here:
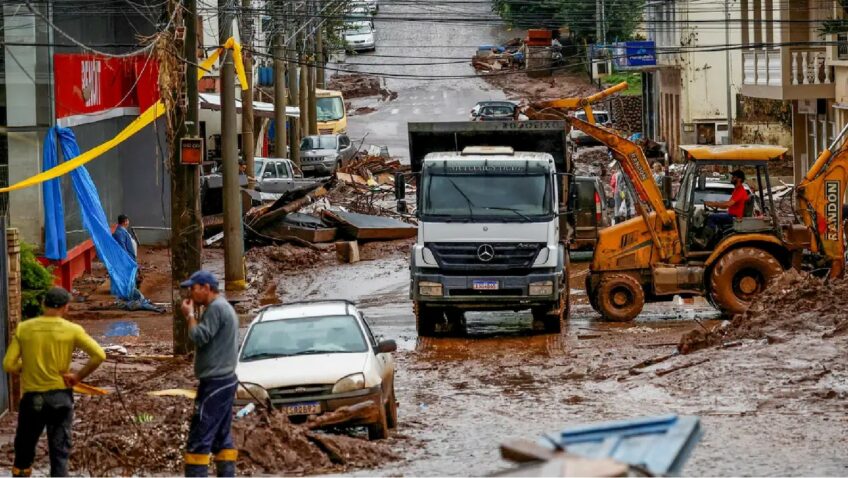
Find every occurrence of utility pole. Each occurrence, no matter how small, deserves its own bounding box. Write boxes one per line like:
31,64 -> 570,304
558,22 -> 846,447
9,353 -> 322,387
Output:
273,0 -> 287,157
725,0 -> 734,144
288,2 -> 301,167
307,37 -> 317,135
171,0 -> 202,355
315,1 -> 324,88
219,0 -> 246,291
299,32 -> 308,136
241,0 -> 256,187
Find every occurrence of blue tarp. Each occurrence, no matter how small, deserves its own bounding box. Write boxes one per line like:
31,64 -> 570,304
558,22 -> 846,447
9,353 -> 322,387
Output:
42,126 -> 138,300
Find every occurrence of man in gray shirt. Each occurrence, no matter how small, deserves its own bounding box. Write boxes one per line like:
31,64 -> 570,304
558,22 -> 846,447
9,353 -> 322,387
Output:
180,270 -> 239,477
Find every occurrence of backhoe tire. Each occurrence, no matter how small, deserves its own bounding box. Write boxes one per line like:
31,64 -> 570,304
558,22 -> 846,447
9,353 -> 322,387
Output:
586,274 -> 600,313
597,273 -> 645,322
709,247 -> 783,317
413,301 -> 442,337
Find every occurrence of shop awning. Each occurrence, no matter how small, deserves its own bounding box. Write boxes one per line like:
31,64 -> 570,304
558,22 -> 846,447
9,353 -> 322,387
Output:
199,93 -> 300,118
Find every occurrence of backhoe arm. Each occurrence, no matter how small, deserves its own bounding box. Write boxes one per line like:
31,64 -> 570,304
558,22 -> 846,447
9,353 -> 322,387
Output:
569,117 -> 680,260
528,82 -> 628,124
796,122 -> 848,278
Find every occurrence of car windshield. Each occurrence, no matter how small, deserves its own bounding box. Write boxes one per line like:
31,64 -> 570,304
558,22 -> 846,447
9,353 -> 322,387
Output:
575,111 -> 610,124
317,97 -> 345,122
481,105 -> 514,116
345,23 -> 372,35
240,315 -> 368,361
421,174 -> 552,221
301,136 -> 337,150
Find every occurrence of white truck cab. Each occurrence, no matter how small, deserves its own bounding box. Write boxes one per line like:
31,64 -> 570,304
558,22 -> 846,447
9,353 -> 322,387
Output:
409,146 -> 567,335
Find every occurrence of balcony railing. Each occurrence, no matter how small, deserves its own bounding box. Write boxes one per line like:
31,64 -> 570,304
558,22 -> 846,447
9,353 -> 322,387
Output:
743,47 -> 833,87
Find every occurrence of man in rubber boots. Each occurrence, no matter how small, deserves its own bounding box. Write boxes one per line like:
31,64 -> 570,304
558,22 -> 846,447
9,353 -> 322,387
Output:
3,287 -> 106,477
180,270 -> 240,477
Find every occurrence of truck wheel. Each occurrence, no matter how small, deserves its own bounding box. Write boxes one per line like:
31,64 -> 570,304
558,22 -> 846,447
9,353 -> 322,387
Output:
531,294 -> 567,333
597,273 -> 644,322
709,247 -> 783,317
413,301 -> 441,337
444,309 -> 466,336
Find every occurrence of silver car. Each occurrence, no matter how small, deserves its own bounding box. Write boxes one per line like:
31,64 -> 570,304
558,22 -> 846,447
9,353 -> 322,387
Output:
300,134 -> 357,176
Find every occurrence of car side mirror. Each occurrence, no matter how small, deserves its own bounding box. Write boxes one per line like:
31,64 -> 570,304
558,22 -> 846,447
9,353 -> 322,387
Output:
376,339 -> 397,354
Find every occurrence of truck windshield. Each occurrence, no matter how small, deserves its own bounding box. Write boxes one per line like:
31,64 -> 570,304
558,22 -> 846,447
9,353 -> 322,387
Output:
317,97 -> 345,122
421,174 -> 552,222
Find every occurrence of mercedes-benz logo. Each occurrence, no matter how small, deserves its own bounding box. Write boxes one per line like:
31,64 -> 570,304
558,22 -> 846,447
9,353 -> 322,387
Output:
477,244 -> 495,262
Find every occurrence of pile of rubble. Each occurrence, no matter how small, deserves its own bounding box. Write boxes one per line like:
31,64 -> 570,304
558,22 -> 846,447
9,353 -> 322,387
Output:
327,73 -> 381,99
471,38 -> 523,72
0,360 -> 396,476
678,270 -> 848,354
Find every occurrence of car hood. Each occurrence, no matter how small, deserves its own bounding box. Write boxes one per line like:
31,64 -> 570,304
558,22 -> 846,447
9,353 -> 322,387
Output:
236,352 -> 370,389
301,149 -> 337,157
345,33 -> 374,42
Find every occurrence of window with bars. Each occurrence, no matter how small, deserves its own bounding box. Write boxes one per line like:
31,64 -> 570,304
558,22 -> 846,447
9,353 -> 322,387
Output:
839,33 -> 848,61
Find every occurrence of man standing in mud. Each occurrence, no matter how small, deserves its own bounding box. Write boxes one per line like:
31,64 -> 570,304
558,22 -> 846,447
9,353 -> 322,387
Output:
3,287 -> 106,477
180,270 -> 240,477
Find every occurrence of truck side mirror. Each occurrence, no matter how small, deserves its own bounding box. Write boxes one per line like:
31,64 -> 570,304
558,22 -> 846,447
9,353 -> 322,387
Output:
395,172 -> 407,213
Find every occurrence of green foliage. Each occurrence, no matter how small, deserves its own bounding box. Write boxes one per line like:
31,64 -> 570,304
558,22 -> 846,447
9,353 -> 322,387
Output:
492,0 -> 645,42
20,243 -> 54,319
602,72 -> 642,95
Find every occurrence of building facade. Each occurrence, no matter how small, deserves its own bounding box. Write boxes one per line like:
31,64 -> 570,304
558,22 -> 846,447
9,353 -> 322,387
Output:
644,0 -> 744,160
1,1 -> 170,247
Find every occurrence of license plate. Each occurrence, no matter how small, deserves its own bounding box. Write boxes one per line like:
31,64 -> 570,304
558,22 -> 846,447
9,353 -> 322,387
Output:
472,280 -> 499,290
282,401 -> 321,416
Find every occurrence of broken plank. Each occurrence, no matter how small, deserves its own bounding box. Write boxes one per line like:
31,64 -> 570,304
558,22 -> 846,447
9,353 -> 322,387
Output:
323,210 -> 416,240
655,358 -> 710,377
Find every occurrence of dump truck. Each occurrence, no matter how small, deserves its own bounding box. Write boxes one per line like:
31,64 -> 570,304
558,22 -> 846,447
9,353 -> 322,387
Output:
402,121 -> 572,335
560,88 -> 848,320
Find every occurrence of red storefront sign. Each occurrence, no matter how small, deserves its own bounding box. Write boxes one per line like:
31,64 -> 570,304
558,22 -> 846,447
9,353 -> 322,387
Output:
53,53 -> 160,124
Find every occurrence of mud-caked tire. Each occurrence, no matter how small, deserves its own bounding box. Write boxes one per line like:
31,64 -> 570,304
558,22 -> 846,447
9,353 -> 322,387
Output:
709,247 -> 784,317
586,274 -> 600,313
367,400 -> 390,440
386,385 -> 398,429
413,301 -> 441,337
596,273 -> 645,322
531,293 -> 567,334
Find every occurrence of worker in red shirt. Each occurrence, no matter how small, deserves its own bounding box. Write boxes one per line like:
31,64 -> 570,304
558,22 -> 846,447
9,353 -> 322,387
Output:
704,169 -> 749,231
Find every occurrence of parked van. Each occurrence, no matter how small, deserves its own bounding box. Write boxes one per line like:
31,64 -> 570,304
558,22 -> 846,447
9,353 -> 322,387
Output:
316,89 -> 347,134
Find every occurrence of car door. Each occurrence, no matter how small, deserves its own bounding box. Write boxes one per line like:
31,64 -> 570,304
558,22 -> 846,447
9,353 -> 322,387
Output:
360,313 -> 394,389
259,161 -> 284,193
338,135 -> 354,164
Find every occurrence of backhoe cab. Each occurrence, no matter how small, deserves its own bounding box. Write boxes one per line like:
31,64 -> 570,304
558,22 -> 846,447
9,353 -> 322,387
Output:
584,141 -> 807,321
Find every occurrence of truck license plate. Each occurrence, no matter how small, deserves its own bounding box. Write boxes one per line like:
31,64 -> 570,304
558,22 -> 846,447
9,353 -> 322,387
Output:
472,280 -> 499,290
282,402 -> 321,416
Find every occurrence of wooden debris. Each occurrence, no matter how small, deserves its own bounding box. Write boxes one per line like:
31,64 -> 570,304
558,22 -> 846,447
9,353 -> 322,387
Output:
335,240 -> 360,264
655,358 -> 710,377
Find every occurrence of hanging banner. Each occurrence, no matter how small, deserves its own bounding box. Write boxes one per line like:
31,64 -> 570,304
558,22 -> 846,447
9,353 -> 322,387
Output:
0,38 -> 247,194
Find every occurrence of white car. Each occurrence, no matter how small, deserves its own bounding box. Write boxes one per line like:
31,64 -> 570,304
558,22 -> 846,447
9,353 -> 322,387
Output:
235,300 -> 397,440
352,0 -> 378,14
344,21 -> 376,52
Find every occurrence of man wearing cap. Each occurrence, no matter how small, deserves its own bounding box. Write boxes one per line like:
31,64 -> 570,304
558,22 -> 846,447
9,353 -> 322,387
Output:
180,270 -> 240,477
3,287 -> 106,477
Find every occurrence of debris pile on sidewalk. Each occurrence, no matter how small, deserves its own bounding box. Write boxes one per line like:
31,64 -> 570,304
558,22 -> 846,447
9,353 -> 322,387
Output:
678,270 -> 848,354
471,39 -> 524,72
0,360 -> 395,476
327,73 -> 382,98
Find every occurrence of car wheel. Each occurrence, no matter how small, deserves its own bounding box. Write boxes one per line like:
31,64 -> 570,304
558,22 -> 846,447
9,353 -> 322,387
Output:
367,399 -> 390,440
385,384 -> 398,429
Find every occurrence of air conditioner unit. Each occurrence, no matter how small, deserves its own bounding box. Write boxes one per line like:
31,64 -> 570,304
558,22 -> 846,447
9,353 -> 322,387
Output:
592,59 -> 613,80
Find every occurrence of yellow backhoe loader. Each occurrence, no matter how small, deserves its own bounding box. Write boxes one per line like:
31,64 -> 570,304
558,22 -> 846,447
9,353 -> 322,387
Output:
533,83 -> 846,320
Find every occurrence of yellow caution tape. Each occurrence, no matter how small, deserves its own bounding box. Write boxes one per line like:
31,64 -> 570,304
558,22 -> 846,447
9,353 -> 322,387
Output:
148,388 -> 197,399
0,37 -> 248,194
73,382 -> 110,395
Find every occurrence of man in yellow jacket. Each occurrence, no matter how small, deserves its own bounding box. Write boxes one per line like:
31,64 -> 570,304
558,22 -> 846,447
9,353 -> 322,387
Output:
3,287 -> 106,477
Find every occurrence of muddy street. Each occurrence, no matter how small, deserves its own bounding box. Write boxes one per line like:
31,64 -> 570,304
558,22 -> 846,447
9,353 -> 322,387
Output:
330,0 -> 508,162
266,251 -> 847,476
